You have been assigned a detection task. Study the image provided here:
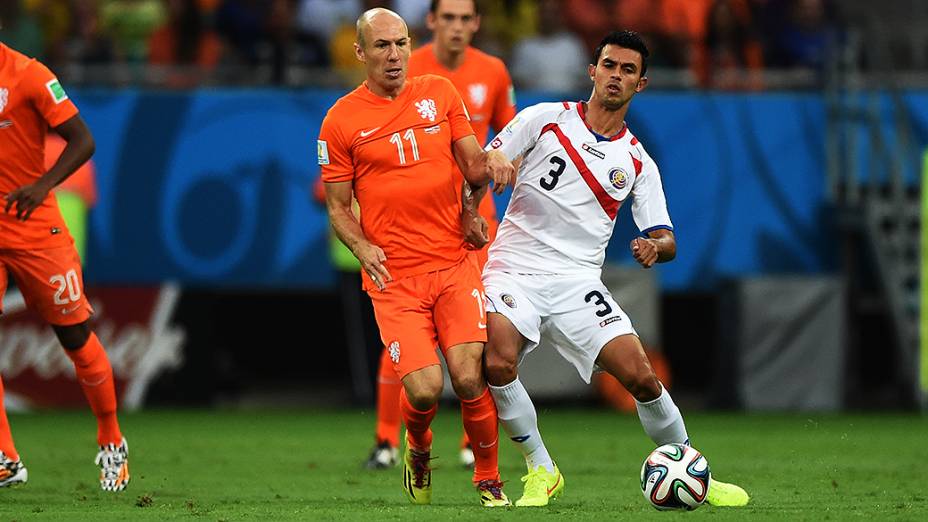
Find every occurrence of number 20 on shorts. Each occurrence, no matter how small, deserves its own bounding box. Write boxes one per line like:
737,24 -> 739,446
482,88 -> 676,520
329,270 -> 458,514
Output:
49,269 -> 82,305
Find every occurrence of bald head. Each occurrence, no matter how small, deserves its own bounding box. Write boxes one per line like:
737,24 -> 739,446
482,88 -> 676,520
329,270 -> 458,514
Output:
353,7 -> 411,99
356,8 -> 408,49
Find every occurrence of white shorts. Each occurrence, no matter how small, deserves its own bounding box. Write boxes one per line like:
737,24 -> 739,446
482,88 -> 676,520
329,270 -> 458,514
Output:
483,270 -> 637,383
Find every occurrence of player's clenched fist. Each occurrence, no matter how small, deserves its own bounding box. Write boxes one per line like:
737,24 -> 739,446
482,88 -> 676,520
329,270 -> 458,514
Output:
462,210 -> 489,250
630,237 -> 659,268
486,150 -> 514,195
4,181 -> 53,221
353,240 -> 393,291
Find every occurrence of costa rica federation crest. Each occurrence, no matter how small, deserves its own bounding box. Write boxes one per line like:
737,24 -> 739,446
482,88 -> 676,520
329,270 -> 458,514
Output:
609,167 -> 628,190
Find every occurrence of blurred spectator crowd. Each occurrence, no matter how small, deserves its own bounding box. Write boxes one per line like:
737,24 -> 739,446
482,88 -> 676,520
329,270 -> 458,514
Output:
0,0 -> 910,90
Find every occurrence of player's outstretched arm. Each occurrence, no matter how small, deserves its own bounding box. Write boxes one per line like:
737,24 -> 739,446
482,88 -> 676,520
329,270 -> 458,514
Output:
452,135 -> 513,195
324,180 -> 392,290
630,229 -> 676,269
4,114 -> 95,221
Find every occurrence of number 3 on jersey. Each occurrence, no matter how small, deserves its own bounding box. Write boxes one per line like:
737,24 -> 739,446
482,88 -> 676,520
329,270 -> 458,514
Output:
540,155 -> 566,190
390,129 -> 420,165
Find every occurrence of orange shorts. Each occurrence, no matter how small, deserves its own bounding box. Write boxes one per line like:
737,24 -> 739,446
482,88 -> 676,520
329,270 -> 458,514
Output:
369,254 -> 488,379
0,245 -> 94,325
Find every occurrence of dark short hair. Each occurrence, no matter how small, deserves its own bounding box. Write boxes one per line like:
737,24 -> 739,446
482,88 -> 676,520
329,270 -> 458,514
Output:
592,30 -> 649,75
430,0 -> 480,15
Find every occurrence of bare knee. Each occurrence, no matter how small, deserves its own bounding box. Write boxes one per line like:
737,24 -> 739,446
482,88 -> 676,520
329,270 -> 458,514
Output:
627,372 -> 662,402
450,370 -> 485,400
484,344 -> 518,387
404,378 -> 443,410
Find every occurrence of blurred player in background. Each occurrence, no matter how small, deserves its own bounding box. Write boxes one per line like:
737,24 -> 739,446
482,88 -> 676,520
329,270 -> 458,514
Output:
365,0 -> 517,471
317,8 -> 513,506
481,31 -> 750,508
0,39 -> 129,492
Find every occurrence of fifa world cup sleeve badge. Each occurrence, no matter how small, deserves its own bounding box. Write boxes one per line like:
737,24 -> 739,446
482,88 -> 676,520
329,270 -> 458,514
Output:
317,140 -> 330,165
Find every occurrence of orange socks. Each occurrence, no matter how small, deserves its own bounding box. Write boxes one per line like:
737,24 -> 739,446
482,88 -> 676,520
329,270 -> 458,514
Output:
375,348 -> 402,447
460,387 -> 500,483
64,333 -> 122,446
0,377 -> 18,461
400,388 -> 436,451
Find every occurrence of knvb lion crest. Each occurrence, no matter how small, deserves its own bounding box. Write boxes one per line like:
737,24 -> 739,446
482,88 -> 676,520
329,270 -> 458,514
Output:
415,99 -> 437,122
0,88 -> 8,114
388,341 -> 401,363
468,83 -> 487,108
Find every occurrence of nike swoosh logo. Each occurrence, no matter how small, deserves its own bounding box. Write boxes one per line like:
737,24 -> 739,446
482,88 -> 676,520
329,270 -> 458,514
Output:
478,439 -> 497,449
360,127 -> 381,137
61,304 -> 81,315
478,322 -> 486,329
547,473 -> 562,495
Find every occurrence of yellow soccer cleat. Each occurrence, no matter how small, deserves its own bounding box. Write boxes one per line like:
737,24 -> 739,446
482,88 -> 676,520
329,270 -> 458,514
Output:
402,443 -> 432,505
515,463 -> 564,507
477,479 -> 511,507
706,478 -> 750,507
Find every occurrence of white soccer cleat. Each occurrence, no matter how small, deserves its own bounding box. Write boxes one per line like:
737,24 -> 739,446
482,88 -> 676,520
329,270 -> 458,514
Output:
0,452 -> 27,487
364,441 -> 399,469
95,438 -> 130,492
459,445 -> 475,469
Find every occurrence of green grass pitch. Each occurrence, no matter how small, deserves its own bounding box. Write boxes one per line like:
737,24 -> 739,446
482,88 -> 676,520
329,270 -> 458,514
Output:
0,408 -> 925,520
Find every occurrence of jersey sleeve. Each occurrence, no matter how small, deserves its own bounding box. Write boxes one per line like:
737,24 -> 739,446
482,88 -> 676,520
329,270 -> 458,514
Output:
630,149 -> 673,235
443,78 -> 475,142
318,111 -> 354,183
485,102 -> 559,161
25,61 -> 78,128
489,62 -> 517,133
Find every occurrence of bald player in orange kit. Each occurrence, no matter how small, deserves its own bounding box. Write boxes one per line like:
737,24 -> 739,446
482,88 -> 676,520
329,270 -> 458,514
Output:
317,8 -> 513,507
365,0 -> 517,472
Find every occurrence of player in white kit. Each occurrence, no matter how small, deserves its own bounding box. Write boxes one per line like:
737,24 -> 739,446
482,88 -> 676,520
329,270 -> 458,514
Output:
481,31 -> 750,508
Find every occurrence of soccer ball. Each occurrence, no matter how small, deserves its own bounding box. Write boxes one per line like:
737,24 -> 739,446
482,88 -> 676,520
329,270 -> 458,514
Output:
640,443 -> 710,510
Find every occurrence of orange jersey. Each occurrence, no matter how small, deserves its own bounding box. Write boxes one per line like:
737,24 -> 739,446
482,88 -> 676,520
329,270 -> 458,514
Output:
318,75 -> 475,290
408,44 -> 515,145
0,43 -> 79,250
408,44 -> 516,225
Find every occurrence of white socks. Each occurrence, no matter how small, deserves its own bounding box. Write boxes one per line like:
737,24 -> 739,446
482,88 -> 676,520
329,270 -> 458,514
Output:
635,384 -> 689,446
489,378 -> 555,473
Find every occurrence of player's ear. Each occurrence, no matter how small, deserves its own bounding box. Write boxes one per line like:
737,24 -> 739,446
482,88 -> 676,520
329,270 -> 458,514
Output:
354,42 -> 365,63
473,14 -> 481,31
426,11 -> 437,31
588,64 -> 596,82
636,76 -> 649,93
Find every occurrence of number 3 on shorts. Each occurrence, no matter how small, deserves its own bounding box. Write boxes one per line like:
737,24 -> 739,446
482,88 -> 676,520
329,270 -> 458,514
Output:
50,269 -> 82,305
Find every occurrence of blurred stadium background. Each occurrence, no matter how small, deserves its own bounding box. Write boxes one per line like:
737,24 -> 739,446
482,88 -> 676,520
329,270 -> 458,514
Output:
1,0 -> 927,517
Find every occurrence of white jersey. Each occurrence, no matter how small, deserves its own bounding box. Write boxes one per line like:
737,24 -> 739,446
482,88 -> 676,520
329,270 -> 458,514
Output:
485,101 -> 672,275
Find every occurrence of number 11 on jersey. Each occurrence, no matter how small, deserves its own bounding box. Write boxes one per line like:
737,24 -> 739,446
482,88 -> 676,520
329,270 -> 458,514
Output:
389,129 -> 420,164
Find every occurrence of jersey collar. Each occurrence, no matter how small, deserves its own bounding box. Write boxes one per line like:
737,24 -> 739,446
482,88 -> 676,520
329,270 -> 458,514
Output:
577,101 -> 627,142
